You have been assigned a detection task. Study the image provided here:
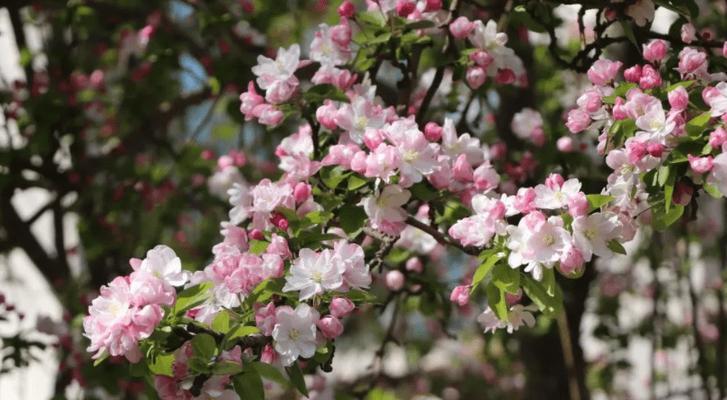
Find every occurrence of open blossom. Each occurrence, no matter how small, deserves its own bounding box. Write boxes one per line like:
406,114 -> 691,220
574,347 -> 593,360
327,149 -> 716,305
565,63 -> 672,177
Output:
83,276 -> 164,363
272,303 -> 320,366
478,304 -> 537,334
468,20 -> 524,79
252,44 -> 300,104
131,245 -> 189,287
507,212 -> 569,280
335,95 -> 386,143
511,108 -> 545,145
534,177 -> 582,209
360,185 -> 411,234
572,212 -> 620,261
449,195 -> 506,247
283,248 -> 344,300
587,59 -> 622,86
384,118 -> 439,186
440,118 -> 485,165
706,82 -> 727,117
677,47 -> 708,78
708,152 -> 727,196
333,241 -> 372,290
309,23 -> 351,67
276,126 -> 320,180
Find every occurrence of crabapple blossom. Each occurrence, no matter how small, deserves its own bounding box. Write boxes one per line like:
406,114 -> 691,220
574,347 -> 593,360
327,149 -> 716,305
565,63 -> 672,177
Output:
571,213 -> 620,261
283,248 -> 344,300
511,108 -> 545,146
360,185 -> 411,234
507,212 -> 570,280
272,303 -> 320,366
252,44 -> 300,104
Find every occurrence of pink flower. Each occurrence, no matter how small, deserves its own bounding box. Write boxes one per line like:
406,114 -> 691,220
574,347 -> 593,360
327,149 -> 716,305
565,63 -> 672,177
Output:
567,192 -> 588,217
639,64 -> 661,89
643,39 -> 668,62
254,104 -> 284,126
470,50 -> 494,69
239,81 -> 264,120
466,66 -> 486,89
395,0 -> 416,16
677,47 -> 708,77
565,108 -> 590,133
709,127 -> 727,148
557,136 -> 574,152
449,195 -> 506,247
338,0 -> 355,17
576,89 -> 603,113
423,122 -> 442,141
317,315 -> 344,339
385,270 -> 405,291
453,154 -> 473,182
723,41 -> 727,58
449,17 -> 474,39
255,303 -> 277,336
330,297 -> 355,318
252,44 -> 300,103
316,101 -> 339,129
558,244 -> 585,276
623,65 -> 642,83
587,59 -> 622,86
450,285 -> 470,306
405,257 -> 423,273
681,23 -> 696,44
688,154 -> 714,174
668,86 -> 689,111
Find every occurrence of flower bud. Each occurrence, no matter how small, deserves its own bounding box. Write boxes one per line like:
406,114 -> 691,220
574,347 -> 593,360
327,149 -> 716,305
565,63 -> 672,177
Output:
559,246 -> 585,277
709,127 -> 727,148
469,50 -> 493,69
449,285 -> 470,307
673,181 -> 693,206
466,66 -> 486,89
317,315 -> 344,339
293,182 -> 312,204
424,0 -> 442,12
646,142 -> 664,158
338,0 -> 355,18
505,289 -> 522,305
688,154 -> 713,174
639,64 -> 661,89
643,39 -> 669,62
396,0 -> 416,17
495,68 -> 515,84
453,154 -> 474,182
567,192 -> 589,217
249,229 -> 265,241
681,23 -> 696,44
385,270 -> 405,291
668,86 -> 689,111
449,17 -> 474,39
557,136 -> 574,152
330,297 -> 355,318
623,65 -> 642,83
363,128 -> 384,150
424,122 -> 443,142
405,257 -> 423,273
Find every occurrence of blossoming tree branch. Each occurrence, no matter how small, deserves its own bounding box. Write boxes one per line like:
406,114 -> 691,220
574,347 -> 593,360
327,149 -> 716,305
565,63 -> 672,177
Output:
80,0 -> 727,398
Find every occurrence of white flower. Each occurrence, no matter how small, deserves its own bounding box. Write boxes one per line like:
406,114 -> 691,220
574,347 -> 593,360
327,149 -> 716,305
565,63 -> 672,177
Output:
572,212 -> 620,261
477,306 -> 506,334
707,82 -> 727,117
468,20 -> 524,76
708,152 -> 727,196
335,95 -> 385,143
309,24 -> 351,67
511,108 -> 543,140
360,185 -> 411,226
507,213 -> 569,280
136,245 -> 189,287
534,178 -> 582,209
252,44 -> 300,90
477,304 -> 537,334
272,303 -> 320,366
634,102 -> 676,141
228,183 -> 253,225
441,118 -> 484,165
332,241 -> 372,290
283,249 -> 344,300
208,166 -> 245,200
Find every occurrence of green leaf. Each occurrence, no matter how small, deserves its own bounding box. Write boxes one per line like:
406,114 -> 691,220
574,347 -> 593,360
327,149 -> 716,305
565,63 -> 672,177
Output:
470,251 -> 505,294
173,282 -> 213,315
212,310 -> 231,334
486,284 -> 508,321
285,363 -> 309,397
213,360 -> 244,375
252,362 -> 291,388
148,353 -> 175,377
665,80 -> 695,92
703,183 -> 723,198
686,112 -> 711,137
657,165 -> 670,187
356,11 -> 386,28
233,366 -> 265,400
338,204 -> 367,235
603,83 -> 637,104
305,210 -> 333,225
652,204 -> 684,231
405,20 -> 435,30
303,84 -> 349,105
409,181 -> 439,202
522,276 -> 560,315
224,325 -> 261,343
347,174 -> 369,190
491,263 -> 520,294
607,239 -> 627,255
319,166 -> 350,189
191,333 -> 217,361
93,352 -> 109,367
249,240 -> 269,255
586,194 -> 614,211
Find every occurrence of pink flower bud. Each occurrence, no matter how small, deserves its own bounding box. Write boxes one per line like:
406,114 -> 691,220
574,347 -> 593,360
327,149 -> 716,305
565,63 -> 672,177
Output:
565,108 -> 590,133
490,142 -> 507,160
293,182 -> 312,204
270,213 -> 289,230
317,315 -> 344,339
338,0 -> 355,18
505,289 -> 522,305
668,86 -> 689,111
643,39 -> 669,62
453,154 -> 474,182
350,151 -> 368,174
217,155 -> 234,169
709,127 -> 727,148
449,17 -> 474,39
405,257 -> 423,273
330,19 -> 352,48
466,66 -> 486,89
495,68 -> 515,84
449,285 -> 470,307
249,229 -> 264,241
424,0 -> 442,12
559,246 -> 585,277
703,86 -> 720,104
557,136 -> 574,152
587,59 -> 622,86
673,181 -> 693,206
330,297 -> 355,318
396,0 -> 416,16
646,142 -> 664,158
688,154 -> 713,174
469,50 -> 493,69
261,344 -> 277,364
424,122 -> 442,141
385,270 -> 405,291
623,65 -> 642,83
363,128 -> 384,150
317,101 -> 339,130
681,23 -> 696,44
545,173 -> 564,190
639,64 -> 661,89
201,149 -> 215,160
723,41 -> 727,58
567,192 -> 589,217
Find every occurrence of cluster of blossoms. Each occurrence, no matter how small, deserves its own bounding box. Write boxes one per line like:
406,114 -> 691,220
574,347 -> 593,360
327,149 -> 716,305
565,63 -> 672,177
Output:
84,246 -> 189,362
565,36 -> 727,230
